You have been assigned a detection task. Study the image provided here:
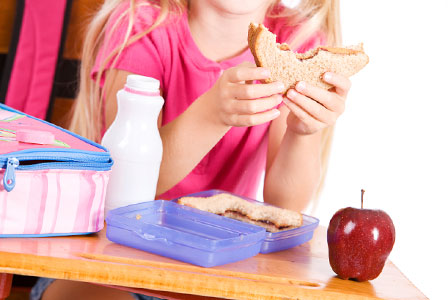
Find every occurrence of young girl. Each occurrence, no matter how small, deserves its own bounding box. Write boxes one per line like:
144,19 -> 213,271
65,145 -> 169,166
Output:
32,0 -> 350,299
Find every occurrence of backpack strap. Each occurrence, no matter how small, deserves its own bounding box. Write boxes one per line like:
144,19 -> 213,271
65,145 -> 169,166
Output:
0,0 -> 25,104
0,0 -> 73,120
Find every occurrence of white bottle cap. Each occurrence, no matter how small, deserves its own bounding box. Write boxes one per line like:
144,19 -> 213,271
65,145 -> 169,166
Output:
126,75 -> 160,93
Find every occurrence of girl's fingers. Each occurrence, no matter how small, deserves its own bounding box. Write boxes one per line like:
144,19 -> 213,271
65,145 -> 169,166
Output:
294,81 -> 345,113
233,94 -> 282,114
229,109 -> 281,127
286,89 -> 336,125
322,72 -> 352,97
226,65 -> 271,83
233,81 -> 285,100
282,97 -> 324,129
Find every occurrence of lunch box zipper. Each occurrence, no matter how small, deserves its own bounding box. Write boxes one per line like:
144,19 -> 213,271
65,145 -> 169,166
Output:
1,154 -> 113,192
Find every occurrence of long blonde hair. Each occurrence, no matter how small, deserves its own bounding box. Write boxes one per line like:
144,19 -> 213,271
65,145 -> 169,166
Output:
69,0 -> 341,199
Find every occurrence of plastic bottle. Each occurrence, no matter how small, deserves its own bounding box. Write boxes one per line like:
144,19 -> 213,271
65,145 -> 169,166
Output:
102,75 -> 164,215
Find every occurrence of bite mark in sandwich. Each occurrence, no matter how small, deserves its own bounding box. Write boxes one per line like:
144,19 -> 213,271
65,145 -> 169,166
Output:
248,23 -> 369,92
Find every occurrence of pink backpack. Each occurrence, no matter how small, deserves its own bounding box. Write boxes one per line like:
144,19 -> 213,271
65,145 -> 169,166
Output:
0,103 -> 112,237
0,0 -> 72,120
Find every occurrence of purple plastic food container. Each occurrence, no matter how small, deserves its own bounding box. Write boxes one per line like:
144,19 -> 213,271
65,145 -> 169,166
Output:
105,200 -> 266,267
176,190 -> 320,254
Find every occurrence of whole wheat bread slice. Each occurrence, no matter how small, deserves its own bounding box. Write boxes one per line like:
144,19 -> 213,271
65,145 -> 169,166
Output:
178,193 -> 302,232
248,23 -> 369,91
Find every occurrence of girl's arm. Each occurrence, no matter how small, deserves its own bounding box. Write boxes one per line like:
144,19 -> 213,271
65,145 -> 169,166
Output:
103,65 -> 284,197
263,106 -> 322,212
263,72 -> 351,212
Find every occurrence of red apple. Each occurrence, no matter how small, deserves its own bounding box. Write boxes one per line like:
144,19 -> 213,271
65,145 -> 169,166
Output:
327,190 -> 395,281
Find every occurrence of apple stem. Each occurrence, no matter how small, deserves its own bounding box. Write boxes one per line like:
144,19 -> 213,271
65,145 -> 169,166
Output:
361,189 -> 365,209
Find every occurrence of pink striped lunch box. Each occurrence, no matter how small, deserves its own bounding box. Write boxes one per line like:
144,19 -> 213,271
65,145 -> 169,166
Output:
0,104 -> 112,237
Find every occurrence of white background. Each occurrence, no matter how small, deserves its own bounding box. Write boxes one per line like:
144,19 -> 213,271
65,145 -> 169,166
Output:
259,0 -> 448,299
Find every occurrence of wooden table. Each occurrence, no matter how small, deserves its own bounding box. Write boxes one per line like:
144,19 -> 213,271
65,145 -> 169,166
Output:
0,225 -> 426,300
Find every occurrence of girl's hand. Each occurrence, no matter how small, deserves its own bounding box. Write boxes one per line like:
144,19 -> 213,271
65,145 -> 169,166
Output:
207,63 -> 284,127
282,72 -> 351,135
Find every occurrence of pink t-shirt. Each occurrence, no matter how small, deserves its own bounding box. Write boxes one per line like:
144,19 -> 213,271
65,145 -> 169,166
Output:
93,4 -> 324,200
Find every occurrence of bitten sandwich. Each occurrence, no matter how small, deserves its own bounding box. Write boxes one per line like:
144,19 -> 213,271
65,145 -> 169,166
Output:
248,23 -> 369,91
178,193 -> 302,233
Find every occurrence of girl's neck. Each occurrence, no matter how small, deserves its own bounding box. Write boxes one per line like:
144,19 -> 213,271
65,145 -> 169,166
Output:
188,1 -> 270,62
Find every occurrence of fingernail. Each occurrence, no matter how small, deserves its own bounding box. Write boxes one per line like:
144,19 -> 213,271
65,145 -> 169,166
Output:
276,82 -> 285,91
261,69 -> 271,77
287,89 -> 297,98
324,72 -> 332,82
296,81 -> 306,92
272,109 -> 280,117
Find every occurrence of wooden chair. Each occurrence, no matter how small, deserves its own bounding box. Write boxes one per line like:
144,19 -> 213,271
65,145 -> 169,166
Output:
0,0 -> 104,129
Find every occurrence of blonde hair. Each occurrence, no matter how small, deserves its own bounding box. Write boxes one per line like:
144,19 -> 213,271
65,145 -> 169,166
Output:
69,0 -> 341,200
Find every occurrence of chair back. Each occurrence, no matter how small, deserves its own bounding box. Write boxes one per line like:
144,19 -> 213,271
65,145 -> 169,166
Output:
0,0 -> 73,121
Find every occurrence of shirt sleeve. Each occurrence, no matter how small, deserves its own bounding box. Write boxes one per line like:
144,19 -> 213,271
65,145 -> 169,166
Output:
91,3 -> 165,89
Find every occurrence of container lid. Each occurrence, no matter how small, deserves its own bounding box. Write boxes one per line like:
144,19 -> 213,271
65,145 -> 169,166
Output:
126,75 -> 160,93
0,104 -> 110,155
106,200 -> 266,252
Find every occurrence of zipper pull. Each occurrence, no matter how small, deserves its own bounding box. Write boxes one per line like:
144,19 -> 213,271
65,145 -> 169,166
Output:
3,157 -> 19,192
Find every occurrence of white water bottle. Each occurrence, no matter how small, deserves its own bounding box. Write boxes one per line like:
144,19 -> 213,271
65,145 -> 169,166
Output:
102,75 -> 164,215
